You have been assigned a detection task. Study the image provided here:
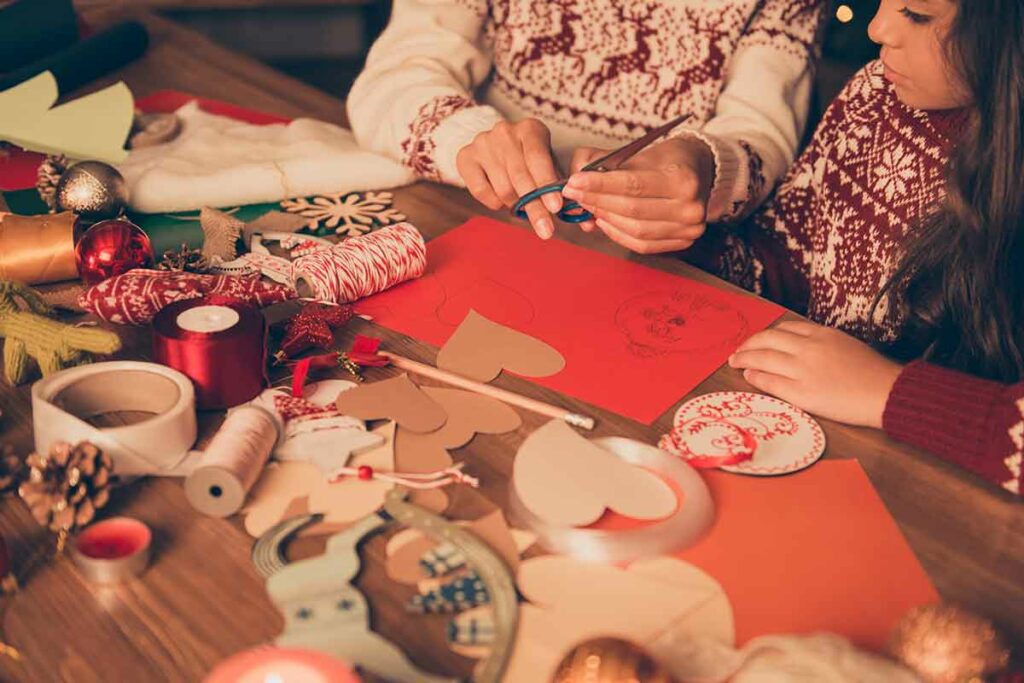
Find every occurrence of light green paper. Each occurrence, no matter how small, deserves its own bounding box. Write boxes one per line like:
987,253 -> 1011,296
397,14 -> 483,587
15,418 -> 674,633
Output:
0,71 -> 133,164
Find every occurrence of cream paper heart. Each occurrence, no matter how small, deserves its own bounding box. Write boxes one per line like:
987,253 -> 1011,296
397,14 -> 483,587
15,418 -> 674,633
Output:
513,420 -> 676,527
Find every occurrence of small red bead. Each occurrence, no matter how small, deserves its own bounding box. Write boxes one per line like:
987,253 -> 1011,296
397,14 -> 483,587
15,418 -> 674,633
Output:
357,465 -> 374,481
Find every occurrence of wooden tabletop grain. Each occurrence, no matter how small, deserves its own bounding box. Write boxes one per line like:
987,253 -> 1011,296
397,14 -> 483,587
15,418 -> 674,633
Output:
0,9 -> 1021,682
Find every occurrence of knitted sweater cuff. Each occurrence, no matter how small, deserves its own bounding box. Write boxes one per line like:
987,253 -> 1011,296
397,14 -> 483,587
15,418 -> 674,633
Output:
431,105 -> 506,186
675,129 -> 747,223
882,360 -> 1000,478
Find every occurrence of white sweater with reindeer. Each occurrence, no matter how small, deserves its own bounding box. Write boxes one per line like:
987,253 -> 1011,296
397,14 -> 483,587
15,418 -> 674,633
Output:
348,0 -> 825,222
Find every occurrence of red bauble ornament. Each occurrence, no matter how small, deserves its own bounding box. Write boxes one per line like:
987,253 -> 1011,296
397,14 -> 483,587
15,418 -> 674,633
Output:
75,219 -> 155,286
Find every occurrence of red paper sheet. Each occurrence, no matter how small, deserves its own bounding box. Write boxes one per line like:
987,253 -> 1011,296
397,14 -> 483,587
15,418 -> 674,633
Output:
597,460 -> 938,650
360,218 -> 784,424
0,90 -> 286,191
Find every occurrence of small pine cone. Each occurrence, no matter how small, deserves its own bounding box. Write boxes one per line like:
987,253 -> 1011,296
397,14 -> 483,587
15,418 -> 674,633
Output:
35,154 -> 69,212
18,441 -> 113,534
158,243 -> 210,273
0,444 -> 25,494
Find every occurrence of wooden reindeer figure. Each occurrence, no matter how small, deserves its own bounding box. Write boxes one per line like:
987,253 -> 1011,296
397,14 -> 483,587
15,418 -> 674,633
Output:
0,281 -> 121,385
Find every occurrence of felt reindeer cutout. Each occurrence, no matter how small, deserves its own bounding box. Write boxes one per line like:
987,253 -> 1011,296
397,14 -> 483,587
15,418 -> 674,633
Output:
0,281 -> 121,384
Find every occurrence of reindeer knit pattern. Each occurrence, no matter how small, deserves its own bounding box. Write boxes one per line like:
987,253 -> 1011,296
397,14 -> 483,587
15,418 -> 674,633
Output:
348,0 -> 826,222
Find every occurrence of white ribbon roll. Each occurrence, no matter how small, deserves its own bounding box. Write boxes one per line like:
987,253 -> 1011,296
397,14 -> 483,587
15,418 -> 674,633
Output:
31,361 -> 198,477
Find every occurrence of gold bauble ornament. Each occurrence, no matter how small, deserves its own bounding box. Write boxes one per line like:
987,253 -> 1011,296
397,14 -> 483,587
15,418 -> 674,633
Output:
888,603 -> 1010,683
553,638 -> 674,683
55,161 -> 129,220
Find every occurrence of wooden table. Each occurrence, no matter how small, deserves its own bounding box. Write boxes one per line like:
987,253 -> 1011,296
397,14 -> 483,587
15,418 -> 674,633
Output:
1,9 -> 1021,682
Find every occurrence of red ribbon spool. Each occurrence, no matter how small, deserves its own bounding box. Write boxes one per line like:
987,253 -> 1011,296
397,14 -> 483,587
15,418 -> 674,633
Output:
152,296 -> 267,409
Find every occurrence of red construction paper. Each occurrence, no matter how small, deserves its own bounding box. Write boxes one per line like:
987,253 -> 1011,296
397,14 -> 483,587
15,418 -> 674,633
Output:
0,90 -> 287,190
359,218 -> 784,424
595,460 -> 938,651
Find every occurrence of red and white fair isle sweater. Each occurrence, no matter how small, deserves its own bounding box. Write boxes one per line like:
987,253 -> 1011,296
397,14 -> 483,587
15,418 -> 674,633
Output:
695,61 -> 1022,496
348,0 -> 825,222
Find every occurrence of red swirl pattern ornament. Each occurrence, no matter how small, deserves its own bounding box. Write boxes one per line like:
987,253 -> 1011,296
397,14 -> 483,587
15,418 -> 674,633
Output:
292,222 -> 426,304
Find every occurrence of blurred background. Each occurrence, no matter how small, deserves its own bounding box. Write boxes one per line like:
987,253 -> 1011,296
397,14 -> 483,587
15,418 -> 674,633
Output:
67,0 -> 879,119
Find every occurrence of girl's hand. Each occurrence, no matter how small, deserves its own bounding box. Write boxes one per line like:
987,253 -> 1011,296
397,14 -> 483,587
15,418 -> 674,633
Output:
456,118 -> 562,240
728,321 -> 904,428
561,137 -> 714,254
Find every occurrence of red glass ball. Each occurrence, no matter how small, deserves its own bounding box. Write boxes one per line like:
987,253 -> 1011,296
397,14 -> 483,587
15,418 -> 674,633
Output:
357,465 -> 374,481
75,219 -> 154,286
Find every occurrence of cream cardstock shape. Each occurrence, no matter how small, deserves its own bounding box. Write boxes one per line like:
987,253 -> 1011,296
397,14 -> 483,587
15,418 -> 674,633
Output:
385,509 -> 528,585
243,462 -> 324,537
306,422 -> 396,526
335,374 -> 447,433
0,72 -> 133,163
31,361 -> 198,477
513,420 -> 676,527
502,556 -> 734,682
436,309 -> 565,383
394,387 -> 522,473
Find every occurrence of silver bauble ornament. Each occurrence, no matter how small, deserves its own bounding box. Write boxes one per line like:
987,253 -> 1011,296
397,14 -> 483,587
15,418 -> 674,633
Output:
55,161 -> 129,219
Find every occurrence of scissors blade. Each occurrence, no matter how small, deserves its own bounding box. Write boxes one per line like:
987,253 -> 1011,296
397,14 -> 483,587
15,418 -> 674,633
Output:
581,113 -> 693,172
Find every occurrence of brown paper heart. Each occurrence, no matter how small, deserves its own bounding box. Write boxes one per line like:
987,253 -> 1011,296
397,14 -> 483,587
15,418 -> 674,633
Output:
335,374 -> 447,433
395,387 -> 522,473
436,309 -> 565,383
513,420 -> 677,527
385,509 -> 527,585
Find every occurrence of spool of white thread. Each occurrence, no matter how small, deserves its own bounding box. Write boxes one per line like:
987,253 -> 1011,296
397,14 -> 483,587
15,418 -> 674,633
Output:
184,405 -> 280,517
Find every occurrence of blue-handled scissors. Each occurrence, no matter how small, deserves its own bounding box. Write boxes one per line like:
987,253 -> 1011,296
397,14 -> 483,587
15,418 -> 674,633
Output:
513,113 -> 692,224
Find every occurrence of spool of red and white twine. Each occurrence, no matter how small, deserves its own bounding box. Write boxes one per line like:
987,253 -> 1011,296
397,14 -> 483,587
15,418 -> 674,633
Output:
292,222 -> 426,304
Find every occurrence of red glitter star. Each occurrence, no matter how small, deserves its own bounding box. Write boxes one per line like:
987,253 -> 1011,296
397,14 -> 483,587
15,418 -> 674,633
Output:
277,302 -> 354,360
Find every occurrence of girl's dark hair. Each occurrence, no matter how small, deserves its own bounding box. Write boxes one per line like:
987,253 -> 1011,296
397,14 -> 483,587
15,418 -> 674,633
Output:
877,0 -> 1024,382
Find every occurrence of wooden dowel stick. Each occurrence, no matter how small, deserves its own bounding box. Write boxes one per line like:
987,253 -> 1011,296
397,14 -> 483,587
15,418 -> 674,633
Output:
381,351 -> 596,430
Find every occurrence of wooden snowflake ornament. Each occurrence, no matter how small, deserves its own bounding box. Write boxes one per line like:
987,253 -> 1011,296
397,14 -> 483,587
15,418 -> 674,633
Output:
280,191 -> 406,237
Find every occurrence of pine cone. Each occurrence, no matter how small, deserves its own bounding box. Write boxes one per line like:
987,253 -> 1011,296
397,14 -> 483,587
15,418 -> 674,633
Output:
35,154 -> 69,212
18,441 -> 112,534
0,444 -> 25,494
158,243 -> 210,273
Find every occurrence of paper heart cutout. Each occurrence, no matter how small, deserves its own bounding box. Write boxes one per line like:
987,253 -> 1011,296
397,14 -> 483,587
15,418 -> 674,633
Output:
503,556 -> 734,682
385,509 -> 528,585
394,387 -> 522,473
334,374 -> 447,433
436,309 -> 565,383
243,462 -> 324,537
513,420 -> 676,527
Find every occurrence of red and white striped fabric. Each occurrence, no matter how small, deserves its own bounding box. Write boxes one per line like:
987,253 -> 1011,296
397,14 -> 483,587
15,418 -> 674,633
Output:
292,222 -> 426,304
79,269 -> 296,325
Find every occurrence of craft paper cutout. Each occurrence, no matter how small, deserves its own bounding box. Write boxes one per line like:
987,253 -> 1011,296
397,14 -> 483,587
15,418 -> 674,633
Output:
305,422 -> 396,526
385,509 -> 527,585
513,420 -> 676,527
242,462 -> 323,537
436,309 -> 565,384
394,386 -> 522,473
335,374 -> 447,433
281,191 -> 406,237
502,556 -> 733,682
0,72 -> 133,163
358,218 -> 783,424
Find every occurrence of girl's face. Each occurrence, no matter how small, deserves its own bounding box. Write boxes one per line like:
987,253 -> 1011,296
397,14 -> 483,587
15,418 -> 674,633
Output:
868,0 -> 968,110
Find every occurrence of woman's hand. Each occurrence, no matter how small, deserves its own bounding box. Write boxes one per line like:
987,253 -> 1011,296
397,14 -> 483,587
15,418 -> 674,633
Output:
561,137 -> 714,254
456,118 -> 562,239
728,321 -> 904,428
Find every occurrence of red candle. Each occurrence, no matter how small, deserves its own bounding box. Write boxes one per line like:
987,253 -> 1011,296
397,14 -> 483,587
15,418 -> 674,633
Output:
204,647 -> 361,683
71,517 -> 152,583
